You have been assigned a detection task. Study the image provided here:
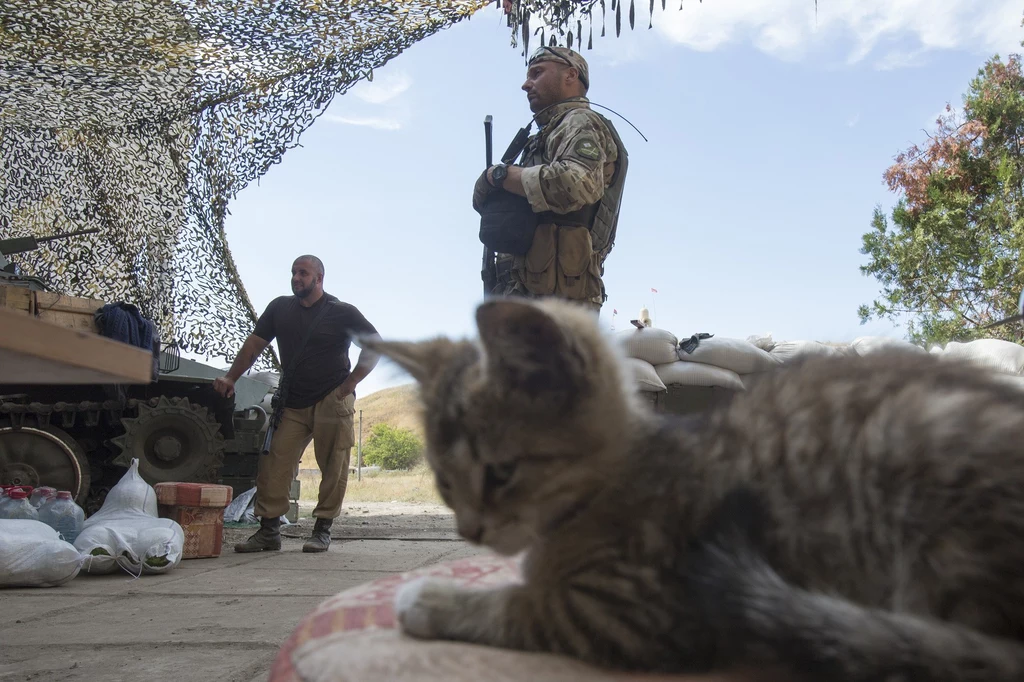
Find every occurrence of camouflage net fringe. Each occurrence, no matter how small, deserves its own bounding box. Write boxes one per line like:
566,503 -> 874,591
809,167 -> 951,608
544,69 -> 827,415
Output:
499,0 -> 817,57
1,0 -> 487,371
500,0 -> 695,56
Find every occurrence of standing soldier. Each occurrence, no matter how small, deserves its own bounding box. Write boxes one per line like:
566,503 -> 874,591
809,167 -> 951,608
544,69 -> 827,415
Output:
474,46 -> 629,313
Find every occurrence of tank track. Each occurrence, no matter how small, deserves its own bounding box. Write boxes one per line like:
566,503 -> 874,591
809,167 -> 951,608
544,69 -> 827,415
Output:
0,395 -> 226,490
0,397 -> 144,429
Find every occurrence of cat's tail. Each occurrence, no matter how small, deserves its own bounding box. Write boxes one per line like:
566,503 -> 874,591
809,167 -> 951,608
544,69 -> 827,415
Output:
687,487 -> 1024,682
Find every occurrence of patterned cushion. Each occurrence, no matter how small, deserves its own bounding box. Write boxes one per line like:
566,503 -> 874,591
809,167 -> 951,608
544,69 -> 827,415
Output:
153,482 -> 233,508
269,554 -> 750,682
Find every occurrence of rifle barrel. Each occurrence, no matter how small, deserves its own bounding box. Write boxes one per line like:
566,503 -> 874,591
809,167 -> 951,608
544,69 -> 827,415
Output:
35,227 -> 101,244
484,115 -> 493,168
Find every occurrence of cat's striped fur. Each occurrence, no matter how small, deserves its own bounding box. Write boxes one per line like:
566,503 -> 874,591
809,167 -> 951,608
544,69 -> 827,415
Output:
359,297 -> 1024,681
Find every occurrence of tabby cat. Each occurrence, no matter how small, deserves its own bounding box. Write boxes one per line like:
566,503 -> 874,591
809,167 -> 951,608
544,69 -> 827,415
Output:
358,297 -> 1024,682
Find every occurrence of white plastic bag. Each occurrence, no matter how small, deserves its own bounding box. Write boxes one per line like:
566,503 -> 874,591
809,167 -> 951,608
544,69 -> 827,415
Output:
74,458 -> 184,576
0,519 -> 83,588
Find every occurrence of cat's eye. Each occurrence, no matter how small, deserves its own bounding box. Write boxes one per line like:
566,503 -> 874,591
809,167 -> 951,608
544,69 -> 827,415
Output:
484,461 -> 518,490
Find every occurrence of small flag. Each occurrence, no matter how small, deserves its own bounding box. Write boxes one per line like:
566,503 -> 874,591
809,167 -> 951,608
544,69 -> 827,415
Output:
613,309 -> 618,314
650,287 -> 658,294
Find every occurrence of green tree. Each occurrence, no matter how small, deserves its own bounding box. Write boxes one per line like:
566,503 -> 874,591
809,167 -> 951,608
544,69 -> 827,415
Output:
362,423 -> 424,471
859,50 -> 1024,345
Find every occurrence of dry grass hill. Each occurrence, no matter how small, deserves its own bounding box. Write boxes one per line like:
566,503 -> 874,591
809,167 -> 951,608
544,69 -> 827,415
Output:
300,383 -> 422,468
351,383 -> 424,440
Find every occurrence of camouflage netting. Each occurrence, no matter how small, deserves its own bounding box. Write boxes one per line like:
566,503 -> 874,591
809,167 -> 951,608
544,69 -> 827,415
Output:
0,0 -> 726,371
0,0 -> 489,370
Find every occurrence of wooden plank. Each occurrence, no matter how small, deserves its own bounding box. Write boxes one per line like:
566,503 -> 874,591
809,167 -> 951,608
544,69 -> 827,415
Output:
1,288 -> 105,333
0,286 -> 34,315
0,307 -> 153,384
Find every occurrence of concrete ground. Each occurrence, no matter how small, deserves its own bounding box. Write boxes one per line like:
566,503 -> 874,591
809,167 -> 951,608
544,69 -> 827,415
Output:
0,503 -> 485,682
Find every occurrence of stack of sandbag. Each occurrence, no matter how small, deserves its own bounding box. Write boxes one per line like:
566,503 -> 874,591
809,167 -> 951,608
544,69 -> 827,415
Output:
0,519 -> 84,588
927,338 -> 1024,391
74,458 -> 185,576
669,334 -> 781,390
615,327 -> 679,393
616,329 -> 781,393
928,338 -> 1024,375
618,324 -> 1024,396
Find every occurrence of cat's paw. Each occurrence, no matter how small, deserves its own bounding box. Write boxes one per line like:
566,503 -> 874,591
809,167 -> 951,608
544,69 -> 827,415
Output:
393,576 -> 460,640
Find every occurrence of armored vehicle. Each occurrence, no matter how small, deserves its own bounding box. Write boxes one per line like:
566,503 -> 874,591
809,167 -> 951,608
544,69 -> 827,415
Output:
0,231 -> 279,513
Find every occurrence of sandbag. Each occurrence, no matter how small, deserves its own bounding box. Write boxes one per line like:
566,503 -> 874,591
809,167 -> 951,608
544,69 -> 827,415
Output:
769,340 -> 850,364
655,361 -> 745,391
623,357 -> 667,392
936,339 -> 1024,375
74,458 -> 184,576
0,519 -> 83,588
676,336 -> 781,375
746,333 -> 776,352
851,336 -> 926,356
614,327 -> 679,366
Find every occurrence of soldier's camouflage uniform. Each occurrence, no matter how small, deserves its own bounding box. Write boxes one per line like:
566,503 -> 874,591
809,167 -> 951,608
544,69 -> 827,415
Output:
475,85 -> 628,313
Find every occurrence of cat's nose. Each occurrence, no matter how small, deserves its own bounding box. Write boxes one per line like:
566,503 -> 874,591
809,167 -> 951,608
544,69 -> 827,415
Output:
458,518 -> 484,543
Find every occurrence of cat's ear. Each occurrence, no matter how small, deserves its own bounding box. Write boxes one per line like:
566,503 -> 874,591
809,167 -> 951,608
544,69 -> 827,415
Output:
355,335 -> 454,386
474,299 -> 584,399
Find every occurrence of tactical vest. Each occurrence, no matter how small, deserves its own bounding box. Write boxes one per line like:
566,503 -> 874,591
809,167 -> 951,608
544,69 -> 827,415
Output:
518,107 -> 629,260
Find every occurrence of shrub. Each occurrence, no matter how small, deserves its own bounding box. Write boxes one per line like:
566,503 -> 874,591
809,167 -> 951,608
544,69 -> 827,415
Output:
361,423 -> 423,471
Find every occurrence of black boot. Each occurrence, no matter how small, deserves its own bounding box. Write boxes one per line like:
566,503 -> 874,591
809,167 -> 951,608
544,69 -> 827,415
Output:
234,516 -> 282,553
302,517 -> 333,553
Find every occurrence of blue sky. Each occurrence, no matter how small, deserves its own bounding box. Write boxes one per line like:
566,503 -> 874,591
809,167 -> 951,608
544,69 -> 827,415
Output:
219,0 -> 1024,398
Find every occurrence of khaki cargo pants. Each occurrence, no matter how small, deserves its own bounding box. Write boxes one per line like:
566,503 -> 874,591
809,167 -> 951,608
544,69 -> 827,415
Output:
254,387 -> 356,521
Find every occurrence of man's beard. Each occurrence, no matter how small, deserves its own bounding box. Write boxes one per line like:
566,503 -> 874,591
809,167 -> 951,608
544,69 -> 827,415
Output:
292,283 -> 314,298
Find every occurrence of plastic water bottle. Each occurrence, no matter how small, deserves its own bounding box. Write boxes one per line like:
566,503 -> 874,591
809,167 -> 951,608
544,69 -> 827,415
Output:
30,486 -> 57,508
40,492 -> 86,544
2,490 -> 40,520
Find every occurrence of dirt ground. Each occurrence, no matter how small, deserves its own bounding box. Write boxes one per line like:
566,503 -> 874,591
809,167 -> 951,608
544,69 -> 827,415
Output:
1,501 -> 483,682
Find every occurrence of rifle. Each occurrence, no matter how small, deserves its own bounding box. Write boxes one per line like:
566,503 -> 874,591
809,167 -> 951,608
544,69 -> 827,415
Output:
481,115 -> 497,297
262,381 -> 286,455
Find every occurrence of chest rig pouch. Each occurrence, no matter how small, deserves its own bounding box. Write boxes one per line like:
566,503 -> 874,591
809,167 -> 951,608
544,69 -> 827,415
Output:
478,191 -> 537,255
477,122 -> 539,256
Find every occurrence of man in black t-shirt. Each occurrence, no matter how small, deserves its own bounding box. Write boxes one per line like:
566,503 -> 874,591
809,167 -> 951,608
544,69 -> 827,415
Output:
213,254 -> 381,554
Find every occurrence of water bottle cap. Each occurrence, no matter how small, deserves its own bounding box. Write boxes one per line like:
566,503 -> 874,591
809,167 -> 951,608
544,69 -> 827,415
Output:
57,491 -> 73,500
8,490 -> 29,500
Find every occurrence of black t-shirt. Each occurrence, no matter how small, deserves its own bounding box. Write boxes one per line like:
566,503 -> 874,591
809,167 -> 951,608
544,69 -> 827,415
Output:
252,293 -> 378,409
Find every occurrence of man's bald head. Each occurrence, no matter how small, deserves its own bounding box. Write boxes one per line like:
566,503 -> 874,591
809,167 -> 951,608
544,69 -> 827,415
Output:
295,254 -> 324,278
291,255 -> 325,301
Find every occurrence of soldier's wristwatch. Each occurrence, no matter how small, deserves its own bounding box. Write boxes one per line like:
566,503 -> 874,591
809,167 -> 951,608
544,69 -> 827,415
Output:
490,164 -> 508,188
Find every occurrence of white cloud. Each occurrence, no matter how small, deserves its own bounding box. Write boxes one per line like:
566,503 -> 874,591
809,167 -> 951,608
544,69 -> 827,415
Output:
350,70 -> 412,104
652,0 -> 1023,67
847,112 -> 860,128
323,115 -> 402,131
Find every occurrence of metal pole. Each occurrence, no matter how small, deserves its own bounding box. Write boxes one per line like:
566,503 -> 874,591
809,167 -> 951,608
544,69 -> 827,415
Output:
357,409 -> 363,482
